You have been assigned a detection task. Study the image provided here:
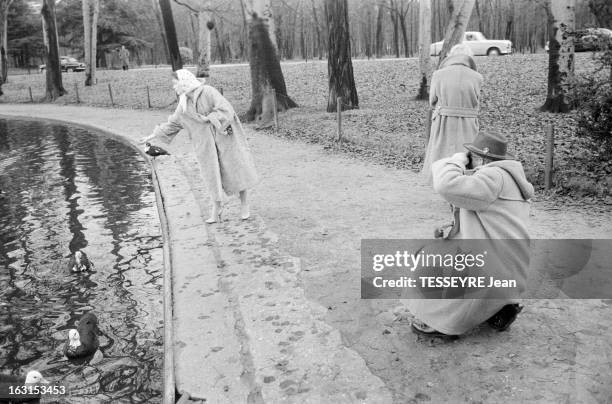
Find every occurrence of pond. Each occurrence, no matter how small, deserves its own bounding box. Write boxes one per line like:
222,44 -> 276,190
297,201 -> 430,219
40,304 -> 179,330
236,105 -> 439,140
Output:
0,118 -> 163,402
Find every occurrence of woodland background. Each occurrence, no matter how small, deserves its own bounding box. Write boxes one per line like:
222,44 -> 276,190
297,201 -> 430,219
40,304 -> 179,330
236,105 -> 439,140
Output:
5,0 -> 604,68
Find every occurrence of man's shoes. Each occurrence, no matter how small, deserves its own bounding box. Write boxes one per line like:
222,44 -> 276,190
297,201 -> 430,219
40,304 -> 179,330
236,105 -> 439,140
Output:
486,304 -> 524,331
411,320 -> 459,339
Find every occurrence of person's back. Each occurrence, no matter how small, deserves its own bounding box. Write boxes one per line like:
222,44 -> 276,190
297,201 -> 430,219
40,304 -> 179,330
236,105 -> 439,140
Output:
421,48 -> 484,185
431,63 -> 482,113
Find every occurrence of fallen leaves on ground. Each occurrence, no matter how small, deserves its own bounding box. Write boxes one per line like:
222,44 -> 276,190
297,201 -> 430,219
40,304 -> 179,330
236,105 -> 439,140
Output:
2,54 -> 610,204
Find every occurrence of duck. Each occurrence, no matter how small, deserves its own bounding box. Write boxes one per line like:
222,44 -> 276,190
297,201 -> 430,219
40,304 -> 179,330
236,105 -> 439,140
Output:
63,312 -> 100,360
0,370 -> 49,403
144,142 -> 170,158
67,250 -> 93,272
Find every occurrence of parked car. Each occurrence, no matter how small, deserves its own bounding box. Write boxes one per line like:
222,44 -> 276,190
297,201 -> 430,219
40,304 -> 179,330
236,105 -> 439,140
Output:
545,28 -> 612,52
39,56 -> 86,73
429,31 -> 513,56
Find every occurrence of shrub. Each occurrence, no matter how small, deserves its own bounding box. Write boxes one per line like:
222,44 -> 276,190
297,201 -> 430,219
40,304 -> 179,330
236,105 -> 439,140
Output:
570,34 -> 612,156
179,47 -> 193,64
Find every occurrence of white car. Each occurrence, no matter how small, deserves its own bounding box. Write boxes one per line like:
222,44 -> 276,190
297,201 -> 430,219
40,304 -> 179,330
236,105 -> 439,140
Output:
430,31 -> 512,56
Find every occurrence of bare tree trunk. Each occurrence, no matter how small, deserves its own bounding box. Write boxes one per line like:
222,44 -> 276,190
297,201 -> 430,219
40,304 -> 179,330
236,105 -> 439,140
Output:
541,0 -> 576,113
310,0 -> 323,59
474,0 -> 484,32
390,0 -> 400,58
41,0 -> 65,101
436,0 -> 475,67
239,0 -> 249,60
375,0 -> 385,57
0,0 -> 13,94
325,0 -> 358,112
399,6 -> 409,57
300,5 -> 307,60
152,0 -> 170,64
159,0 -> 183,70
246,5 -> 297,121
82,0 -> 99,86
417,0 -> 432,100
505,3 -> 514,40
195,11 -> 212,77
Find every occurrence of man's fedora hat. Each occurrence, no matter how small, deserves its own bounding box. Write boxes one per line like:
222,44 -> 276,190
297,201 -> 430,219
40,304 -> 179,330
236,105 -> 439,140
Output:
464,131 -> 515,160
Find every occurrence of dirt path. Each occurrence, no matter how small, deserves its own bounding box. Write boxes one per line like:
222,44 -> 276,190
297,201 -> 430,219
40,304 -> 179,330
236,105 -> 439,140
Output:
247,130 -> 612,403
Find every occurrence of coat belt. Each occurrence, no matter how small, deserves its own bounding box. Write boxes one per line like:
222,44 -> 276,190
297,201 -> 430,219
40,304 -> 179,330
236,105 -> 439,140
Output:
432,106 -> 479,120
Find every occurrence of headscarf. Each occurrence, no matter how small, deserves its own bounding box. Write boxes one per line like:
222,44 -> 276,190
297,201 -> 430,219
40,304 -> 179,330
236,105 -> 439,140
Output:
439,54 -> 477,71
173,69 -> 205,113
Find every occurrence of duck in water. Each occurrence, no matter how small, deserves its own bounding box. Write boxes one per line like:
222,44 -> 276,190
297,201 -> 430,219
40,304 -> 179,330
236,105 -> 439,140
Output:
68,250 -> 93,272
144,142 -> 170,159
0,370 -> 49,403
64,312 -> 100,360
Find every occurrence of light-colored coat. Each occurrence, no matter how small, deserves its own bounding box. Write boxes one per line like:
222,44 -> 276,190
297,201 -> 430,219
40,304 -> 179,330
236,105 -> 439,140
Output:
421,56 -> 483,184
407,155 -> 534,335
152,85 -> 258,201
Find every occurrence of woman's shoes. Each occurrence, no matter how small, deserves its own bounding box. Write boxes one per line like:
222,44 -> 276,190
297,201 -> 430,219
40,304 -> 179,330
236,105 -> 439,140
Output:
205,205 -> 223,224
240,205 -> 250,221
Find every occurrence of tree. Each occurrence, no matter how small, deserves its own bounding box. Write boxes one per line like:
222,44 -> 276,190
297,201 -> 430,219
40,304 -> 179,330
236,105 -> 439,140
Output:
436,0 -> 475,67
244,0 -> 297,121
310,0 -> 323,59
41,0 -> 66,100
174,0 -> 214,77
588,0 -> 612,28
375,0 -> 385,57
82,0 -> 99,86
0,0 -> 13,95
158,0 -> 182,70
417,0 -> 432,100
540,0 -> 576,113
325,0 -> 358,112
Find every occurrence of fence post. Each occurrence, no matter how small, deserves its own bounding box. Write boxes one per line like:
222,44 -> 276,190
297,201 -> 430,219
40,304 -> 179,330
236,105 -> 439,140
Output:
336,96 -> 342,142
146,85 -> 152,108
545,124 -> 554,190
272,91 -> 278,132
28,87 -> 33,103
74,83 -> 80,104
108,83 -> 114,106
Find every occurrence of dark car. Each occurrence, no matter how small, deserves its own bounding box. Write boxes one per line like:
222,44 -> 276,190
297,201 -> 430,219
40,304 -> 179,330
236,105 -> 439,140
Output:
546,28 -> 612,52
39,56 -> 86,73
575,28 -> 612,51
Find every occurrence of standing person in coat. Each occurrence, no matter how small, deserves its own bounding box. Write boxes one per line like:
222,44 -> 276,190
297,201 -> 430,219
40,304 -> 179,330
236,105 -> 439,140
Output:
421,44 -> 483,184
408,131 -> 534,337
119,45 -> 130,70
140,69 -> 259,223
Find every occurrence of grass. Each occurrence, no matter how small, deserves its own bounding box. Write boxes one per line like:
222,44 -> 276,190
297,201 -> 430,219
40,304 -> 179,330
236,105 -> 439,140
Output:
2,54 -> 610,202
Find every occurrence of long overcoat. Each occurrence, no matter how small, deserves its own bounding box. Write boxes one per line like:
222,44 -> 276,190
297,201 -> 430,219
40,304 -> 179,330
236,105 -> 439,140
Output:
152,85 -> 259,201
421,55 -> 483,184
407,155 -> 534,335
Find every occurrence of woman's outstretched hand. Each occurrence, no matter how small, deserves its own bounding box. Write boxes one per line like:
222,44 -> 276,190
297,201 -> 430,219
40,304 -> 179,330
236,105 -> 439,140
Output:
139,134 -> 155,145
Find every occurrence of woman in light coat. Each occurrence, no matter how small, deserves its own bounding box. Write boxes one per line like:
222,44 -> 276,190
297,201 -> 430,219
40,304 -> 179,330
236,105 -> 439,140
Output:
421,44 -> 483,184
141,69 -> 258,223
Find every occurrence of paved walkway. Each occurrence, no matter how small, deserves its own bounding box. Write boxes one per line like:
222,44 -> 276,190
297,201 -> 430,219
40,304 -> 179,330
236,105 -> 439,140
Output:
2,104 -> 611,403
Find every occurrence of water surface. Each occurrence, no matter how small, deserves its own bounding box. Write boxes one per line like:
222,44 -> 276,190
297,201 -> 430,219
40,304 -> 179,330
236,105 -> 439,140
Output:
0,118 -> 163,402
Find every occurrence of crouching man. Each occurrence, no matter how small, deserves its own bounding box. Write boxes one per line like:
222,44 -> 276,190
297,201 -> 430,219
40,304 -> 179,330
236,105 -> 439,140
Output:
409,130 -> 535,337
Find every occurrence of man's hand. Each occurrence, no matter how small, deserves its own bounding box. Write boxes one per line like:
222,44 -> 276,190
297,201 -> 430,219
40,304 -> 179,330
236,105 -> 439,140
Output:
450,152 -> 469,167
